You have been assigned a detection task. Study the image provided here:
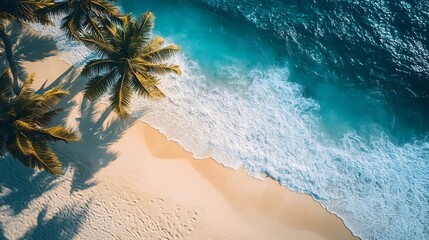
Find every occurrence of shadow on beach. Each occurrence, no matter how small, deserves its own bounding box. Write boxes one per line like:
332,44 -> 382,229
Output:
0,51 -> 67,215
0,22 -> 57,81
0,67 -> 133,204
0,223 -> 6,240
0,158 -> 59,215
19,204 -> 89,240
0,26 -> 134,237
42,69 -> 135,193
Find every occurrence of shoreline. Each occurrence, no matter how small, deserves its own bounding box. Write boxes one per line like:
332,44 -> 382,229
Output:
133,118 -> 360,238
1,24 -> 358,239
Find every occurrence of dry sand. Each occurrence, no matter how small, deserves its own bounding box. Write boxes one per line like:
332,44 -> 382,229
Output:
0,25 -> 358,239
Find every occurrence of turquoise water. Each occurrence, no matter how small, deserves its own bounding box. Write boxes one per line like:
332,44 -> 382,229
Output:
117,1 -> 429,239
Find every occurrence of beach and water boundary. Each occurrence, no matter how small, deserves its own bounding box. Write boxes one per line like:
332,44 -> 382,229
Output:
0,20 -> 358,239
0,0 -> 428,239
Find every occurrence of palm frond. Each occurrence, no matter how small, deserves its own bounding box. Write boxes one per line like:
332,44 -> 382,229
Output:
109,73 -> 132,118
0,68 -> 13,99
142,63 -> 182,76
26,140 -> 62,175
135,12 -> 155,46
42,0 -> 120,41
131,70 -> 165,99
15,133 -> 33,156
98,16 -> 118,38
1,0 -> 54,25
130,75 -> 165,99
120,14 -> 130,33
89,0 -> 120,18
82,15 -> 105,39
146,36 -> 164,49
17,73 -> 35,98
11,133 -> 63,175
81,59 -> 117,76
129,75 -> 150,98
14,119 -> 37,132
32,10 -> 53,26
36,108 -> 63,126
144,85 -> 165,99
141,44 -> 181,63
61,10 -> 84,40
43,126 -> 79,143
132,66 -> 160,87
80,35 -> 116,57
84,68 -> 117,100
39,86 -> 69,110
39,1 -> 70,16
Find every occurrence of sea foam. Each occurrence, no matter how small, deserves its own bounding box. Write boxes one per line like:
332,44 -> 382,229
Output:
131,54 -> 429,240
30,15 -> 94,66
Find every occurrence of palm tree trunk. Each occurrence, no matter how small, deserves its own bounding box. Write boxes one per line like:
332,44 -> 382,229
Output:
0,29 -> 20,95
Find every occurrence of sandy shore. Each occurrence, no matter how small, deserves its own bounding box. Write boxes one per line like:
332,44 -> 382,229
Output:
0,25 -> 358,239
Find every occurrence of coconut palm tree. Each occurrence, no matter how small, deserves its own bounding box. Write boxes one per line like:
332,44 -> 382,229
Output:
0,68 -> 79,175
80,12 -> 182,118
0,0 -> 54,94
42,0 -> 121,41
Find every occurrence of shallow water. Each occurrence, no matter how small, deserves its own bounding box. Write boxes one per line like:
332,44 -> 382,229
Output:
35,0 -> 429,239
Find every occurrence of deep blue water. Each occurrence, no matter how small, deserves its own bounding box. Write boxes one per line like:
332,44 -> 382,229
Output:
118,0 -> 429,239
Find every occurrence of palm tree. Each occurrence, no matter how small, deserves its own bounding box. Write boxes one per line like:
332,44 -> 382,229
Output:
42,0 -> 121,41
0,68 -> 79,175
0,0 -> 54,95
80,12 -> 182,118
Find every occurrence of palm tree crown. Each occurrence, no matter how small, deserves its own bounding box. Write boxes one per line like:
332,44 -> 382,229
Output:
80,12 -> 182,118
0,68 -> 79,175
42,0 -> 121,41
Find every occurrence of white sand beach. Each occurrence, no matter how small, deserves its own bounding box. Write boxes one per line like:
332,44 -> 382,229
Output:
0,25 -> 358,240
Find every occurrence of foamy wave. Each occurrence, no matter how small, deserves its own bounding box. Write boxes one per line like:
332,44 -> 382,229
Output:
30,15 -> 94,66
131,54 -> 429,240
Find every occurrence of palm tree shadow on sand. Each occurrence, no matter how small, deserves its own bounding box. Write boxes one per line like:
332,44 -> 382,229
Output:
0,22 -> 57,81
0,68 -> 74,215
60,97 -> 135,192
39,64 -> 135,192
0,25 -> 70,215
0,59 -> 134,231
0,158 -> 59,215
18,204 -> 89,240
0,222 -> 6,240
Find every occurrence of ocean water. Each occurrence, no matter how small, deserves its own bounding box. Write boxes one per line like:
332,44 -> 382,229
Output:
34,0 -> 428,239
